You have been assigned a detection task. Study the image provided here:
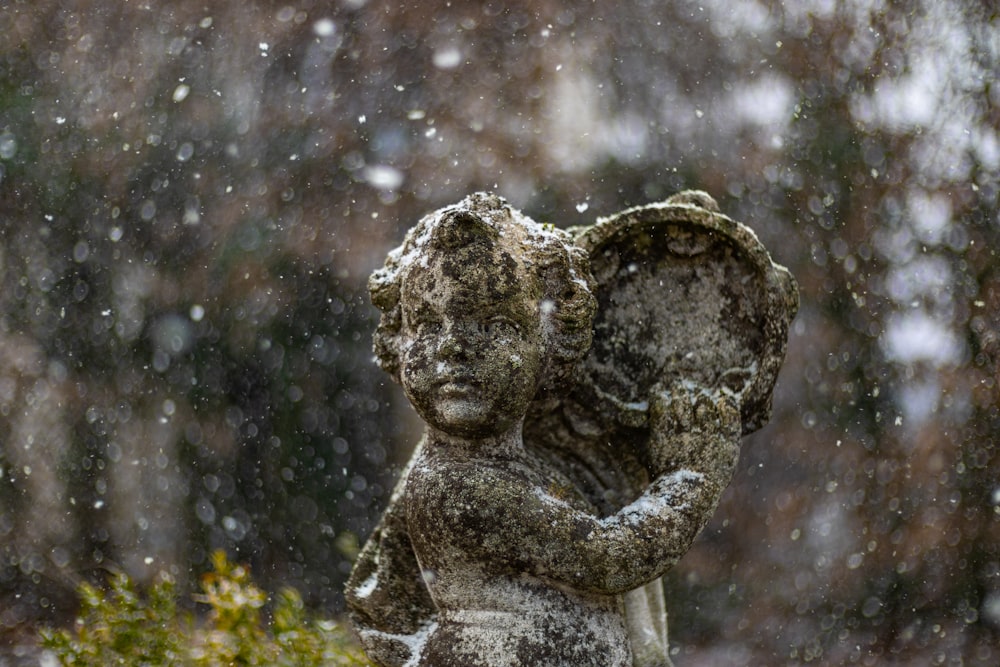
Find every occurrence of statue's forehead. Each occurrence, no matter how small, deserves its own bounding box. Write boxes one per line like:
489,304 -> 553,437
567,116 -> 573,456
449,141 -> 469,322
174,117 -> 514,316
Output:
399,250 -> 538,321
403,238 -> 525,293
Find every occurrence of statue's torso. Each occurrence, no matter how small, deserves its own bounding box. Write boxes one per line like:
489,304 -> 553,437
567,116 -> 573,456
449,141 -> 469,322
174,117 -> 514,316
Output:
405,447 -> 633,667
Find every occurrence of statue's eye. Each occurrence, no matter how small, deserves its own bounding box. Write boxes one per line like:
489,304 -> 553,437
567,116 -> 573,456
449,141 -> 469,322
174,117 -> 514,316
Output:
413,318 -> 442,335
481,316 -> 519,337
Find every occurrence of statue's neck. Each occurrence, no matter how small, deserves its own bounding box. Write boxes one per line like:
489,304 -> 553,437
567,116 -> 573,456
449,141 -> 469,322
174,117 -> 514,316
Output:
425,421 -> 526,461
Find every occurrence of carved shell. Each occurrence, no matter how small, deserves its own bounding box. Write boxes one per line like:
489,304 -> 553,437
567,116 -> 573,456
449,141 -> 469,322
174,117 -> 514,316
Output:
570,191 -> 799,436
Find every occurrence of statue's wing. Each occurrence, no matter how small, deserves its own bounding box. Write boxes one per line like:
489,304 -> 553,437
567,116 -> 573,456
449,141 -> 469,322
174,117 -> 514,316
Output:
570,190 -> 799,436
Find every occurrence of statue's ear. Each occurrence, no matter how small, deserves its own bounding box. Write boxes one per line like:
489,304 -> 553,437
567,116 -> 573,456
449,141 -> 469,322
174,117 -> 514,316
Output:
369,268 -> 399,313
569,191 -> 798,436
368,267 -> 403,383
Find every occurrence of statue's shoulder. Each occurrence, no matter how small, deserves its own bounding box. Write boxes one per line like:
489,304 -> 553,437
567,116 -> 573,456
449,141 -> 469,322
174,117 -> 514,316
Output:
408,448 -> 543,510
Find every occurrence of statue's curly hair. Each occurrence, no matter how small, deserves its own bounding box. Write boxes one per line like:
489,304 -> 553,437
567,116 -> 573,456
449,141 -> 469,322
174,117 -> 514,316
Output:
369,193 -> 596,391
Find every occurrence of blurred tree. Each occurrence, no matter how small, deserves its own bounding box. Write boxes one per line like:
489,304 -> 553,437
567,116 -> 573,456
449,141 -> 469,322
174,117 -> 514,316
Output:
1,0 -> 998,664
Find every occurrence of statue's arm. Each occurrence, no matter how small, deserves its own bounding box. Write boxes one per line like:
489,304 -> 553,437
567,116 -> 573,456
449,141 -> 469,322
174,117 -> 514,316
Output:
534,465 -> 729,594
476,387 -> 739,595
345,448 -> 436,667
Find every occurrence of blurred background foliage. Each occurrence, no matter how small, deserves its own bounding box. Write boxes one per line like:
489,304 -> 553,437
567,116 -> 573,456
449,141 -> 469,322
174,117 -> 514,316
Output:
1,0 -> 998,664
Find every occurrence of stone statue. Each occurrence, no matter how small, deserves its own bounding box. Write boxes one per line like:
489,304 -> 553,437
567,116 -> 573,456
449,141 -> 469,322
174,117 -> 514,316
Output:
345,191 -> 798,667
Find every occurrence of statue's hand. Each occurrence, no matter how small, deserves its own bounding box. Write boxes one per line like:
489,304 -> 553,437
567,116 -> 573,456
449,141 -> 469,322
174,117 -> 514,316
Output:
647,382 -> 741,482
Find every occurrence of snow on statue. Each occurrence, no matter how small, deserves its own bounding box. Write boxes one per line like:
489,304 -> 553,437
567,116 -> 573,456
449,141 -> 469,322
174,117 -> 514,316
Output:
346,192 -> 797,667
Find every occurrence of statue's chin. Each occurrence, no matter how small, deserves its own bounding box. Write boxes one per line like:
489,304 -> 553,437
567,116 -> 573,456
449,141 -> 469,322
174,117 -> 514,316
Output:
424,399 -> 517,439
431,399 -> 491,436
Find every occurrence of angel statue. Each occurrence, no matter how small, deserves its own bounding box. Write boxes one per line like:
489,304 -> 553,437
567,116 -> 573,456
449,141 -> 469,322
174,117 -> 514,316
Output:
345,191 -> 798,667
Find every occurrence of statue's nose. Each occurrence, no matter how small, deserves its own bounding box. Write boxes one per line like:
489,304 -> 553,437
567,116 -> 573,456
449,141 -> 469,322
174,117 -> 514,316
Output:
437,327 -> 468,360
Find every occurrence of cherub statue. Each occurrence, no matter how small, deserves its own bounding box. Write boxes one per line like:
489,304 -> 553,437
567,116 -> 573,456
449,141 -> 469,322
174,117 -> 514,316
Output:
346,192 -> 797,667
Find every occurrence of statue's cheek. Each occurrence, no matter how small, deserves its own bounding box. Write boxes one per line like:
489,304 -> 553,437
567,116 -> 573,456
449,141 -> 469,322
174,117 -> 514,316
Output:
400,343 -> 434,391
402,336 -> 433,365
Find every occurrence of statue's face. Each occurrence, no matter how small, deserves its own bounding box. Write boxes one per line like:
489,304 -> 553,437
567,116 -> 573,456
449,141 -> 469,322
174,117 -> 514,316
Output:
398,235 -> 544,438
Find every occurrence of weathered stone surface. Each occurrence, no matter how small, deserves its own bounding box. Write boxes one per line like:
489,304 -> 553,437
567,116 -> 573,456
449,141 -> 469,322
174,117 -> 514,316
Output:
572,191 -> 798,435
346,192 -> 797,666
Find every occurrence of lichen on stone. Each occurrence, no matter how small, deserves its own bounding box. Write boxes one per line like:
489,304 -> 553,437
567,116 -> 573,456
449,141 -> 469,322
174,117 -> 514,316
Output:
346,191 -> 797,667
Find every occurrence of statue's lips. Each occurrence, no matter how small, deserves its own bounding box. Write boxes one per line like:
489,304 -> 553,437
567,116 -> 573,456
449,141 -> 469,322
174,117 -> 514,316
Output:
436,380 -> 478,397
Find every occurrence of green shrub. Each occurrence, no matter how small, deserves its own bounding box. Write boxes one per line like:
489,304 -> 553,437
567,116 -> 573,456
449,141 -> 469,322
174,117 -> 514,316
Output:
40,551 -> 370,666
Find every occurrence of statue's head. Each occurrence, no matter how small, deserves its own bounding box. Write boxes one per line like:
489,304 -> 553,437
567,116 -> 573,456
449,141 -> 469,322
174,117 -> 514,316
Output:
369,193 -> 595,436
